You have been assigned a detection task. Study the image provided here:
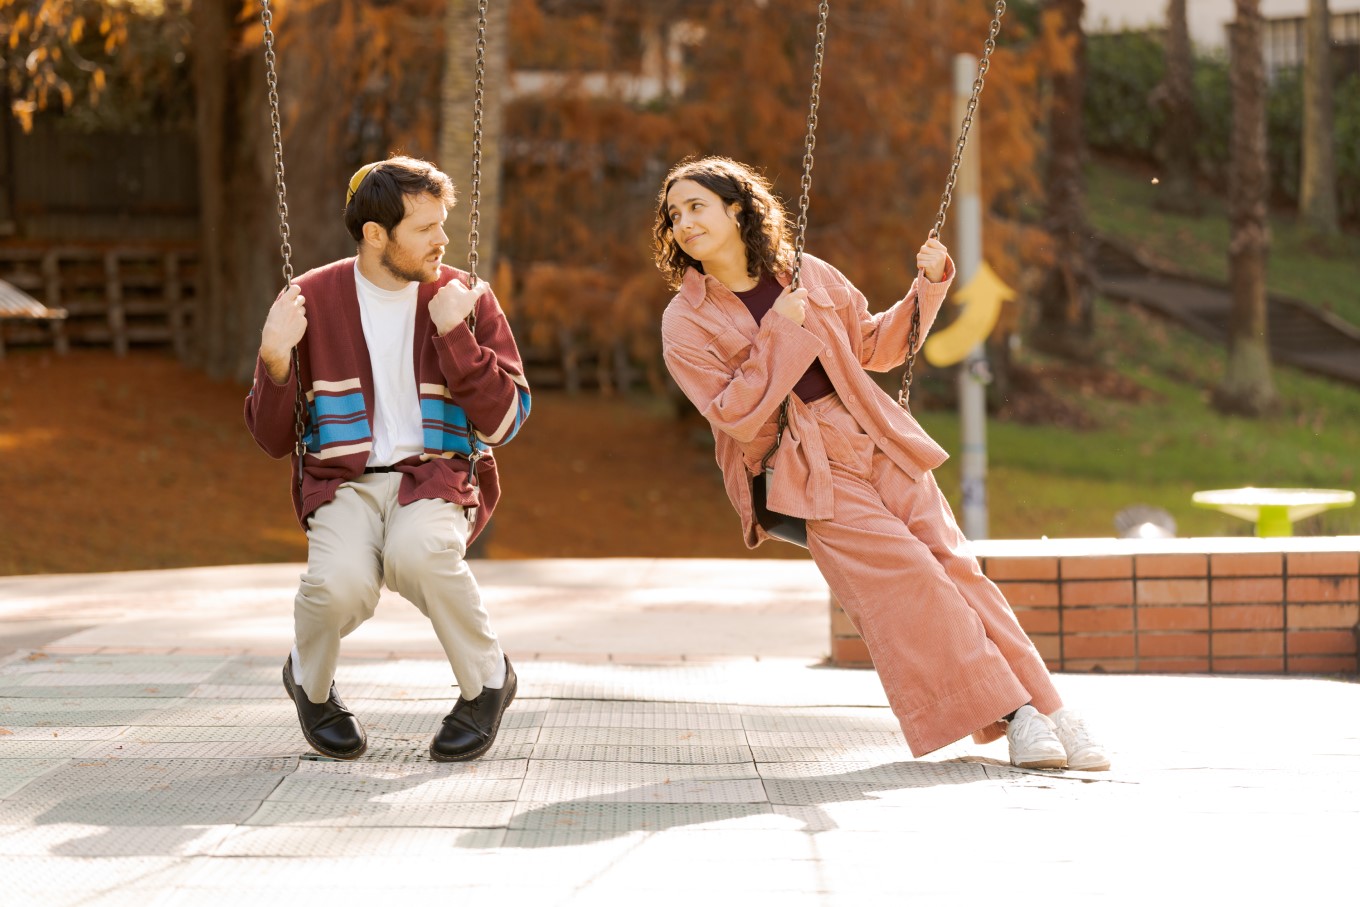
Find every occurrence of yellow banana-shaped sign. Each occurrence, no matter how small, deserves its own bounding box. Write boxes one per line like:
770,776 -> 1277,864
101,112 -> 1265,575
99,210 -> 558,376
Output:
922,260 -> 1015,367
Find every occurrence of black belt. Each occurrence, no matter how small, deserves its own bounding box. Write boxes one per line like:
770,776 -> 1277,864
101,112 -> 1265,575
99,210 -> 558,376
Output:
363,465 -> 397,474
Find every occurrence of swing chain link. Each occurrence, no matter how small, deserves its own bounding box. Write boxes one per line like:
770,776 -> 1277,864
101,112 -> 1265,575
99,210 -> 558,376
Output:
261,0 -> 292,287
899,0 -> 1006,411
466,0 -> 488,321
790,0 -> 829,293
768,0 -> 831,463
261,0 -> 308,484
462,0 -> 491,521
930,0 -> 1005,241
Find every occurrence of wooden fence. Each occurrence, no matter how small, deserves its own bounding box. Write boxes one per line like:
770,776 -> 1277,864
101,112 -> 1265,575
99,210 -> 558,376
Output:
0,245 -> 197,357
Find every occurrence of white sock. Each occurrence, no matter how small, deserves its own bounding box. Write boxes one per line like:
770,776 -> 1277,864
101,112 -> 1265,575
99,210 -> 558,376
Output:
483,650 -> 507,690
291,645 -> 303,680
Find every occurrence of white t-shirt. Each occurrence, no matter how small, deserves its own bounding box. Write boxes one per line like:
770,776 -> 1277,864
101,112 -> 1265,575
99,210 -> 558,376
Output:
354,262 -> 424,466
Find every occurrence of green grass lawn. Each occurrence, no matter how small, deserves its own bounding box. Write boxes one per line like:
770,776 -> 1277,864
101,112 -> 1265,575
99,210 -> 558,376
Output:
914,160 -> 1360,540
1086,158 -> 1360,326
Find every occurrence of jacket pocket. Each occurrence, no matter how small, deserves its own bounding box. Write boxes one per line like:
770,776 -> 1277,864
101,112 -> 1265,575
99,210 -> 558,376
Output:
705,327 -> 752,368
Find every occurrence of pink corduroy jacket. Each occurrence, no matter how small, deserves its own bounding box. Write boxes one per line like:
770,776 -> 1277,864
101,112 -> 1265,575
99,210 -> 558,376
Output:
661,253 -> 957,547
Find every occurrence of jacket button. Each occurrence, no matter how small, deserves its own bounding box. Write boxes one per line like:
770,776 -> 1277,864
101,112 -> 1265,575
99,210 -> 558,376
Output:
846,394 -> 857,404
879,436 -> 889,444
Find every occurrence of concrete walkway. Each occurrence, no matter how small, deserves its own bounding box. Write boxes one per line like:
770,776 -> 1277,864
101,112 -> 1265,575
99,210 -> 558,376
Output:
1,560 -> 1356,905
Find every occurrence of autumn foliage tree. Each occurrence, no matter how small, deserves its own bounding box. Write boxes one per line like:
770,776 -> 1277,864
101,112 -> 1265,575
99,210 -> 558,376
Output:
8,0 -> 1072,394
1,0 -> 193,132
1,0 -> 132,131
502,0 -> 1070,395
193,0 -> 447,380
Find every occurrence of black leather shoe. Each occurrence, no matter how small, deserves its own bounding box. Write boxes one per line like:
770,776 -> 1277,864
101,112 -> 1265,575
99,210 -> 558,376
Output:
282,655 -> 367,760
430,656 -> 517,762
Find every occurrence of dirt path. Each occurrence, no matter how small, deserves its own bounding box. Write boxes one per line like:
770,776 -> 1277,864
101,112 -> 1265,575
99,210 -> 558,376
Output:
0,350 -> 800,575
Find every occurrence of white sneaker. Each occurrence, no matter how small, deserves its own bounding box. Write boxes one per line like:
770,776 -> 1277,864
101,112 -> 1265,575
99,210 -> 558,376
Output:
1050,708 -> 1112,771
1006,704 -> 1067,769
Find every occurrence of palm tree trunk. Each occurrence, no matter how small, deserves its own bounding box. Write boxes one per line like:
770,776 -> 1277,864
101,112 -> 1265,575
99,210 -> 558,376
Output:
1301,0 -> 1339,236
1216,0 -> 1277,417
1033,0 -> 1095,361
1154,0 -> 1201,214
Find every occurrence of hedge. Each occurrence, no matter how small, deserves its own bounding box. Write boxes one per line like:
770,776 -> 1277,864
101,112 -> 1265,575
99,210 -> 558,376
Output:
1084,31 -> 1360,224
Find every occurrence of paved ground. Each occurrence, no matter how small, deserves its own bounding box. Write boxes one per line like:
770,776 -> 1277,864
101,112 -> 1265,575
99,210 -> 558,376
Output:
1,560 -> 1356,905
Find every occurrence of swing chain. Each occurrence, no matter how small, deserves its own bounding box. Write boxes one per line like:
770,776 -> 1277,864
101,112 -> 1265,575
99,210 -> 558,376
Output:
261,0 -> 293,287
463,0 -> 491,520
767,0 -> 830,463
899,0 -> 1006,411
260,0 -> 308,484
465,0 -> 488,322
790,0 -> 830,293
929,0 -> 1006,241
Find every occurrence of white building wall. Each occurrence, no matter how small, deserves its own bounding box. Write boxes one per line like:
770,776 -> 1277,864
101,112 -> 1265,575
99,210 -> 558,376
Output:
1084,0 -> 1360,51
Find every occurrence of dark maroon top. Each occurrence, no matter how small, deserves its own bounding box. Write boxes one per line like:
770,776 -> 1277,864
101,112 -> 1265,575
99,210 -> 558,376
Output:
735,273 -> 835,403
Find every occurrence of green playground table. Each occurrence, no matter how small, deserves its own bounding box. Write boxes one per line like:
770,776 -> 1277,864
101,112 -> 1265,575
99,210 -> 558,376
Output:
1191,487 -> 1356,537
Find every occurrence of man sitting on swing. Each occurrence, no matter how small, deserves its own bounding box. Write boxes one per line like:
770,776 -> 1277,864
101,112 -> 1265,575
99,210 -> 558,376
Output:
245,155 -> 530,762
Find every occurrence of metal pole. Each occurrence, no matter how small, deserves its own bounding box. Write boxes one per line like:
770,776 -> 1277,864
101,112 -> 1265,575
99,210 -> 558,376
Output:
953,53 -> 989,540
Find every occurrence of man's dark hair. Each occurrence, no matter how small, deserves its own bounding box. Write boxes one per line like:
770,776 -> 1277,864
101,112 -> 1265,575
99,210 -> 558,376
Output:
343,155 -> 457,242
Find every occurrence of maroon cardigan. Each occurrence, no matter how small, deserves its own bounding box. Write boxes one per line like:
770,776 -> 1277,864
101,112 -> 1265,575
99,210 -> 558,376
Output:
244,258 -> 531,542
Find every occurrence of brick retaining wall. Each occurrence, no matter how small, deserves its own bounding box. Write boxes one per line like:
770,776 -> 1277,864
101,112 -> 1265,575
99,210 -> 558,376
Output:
829,537 -> 1360,674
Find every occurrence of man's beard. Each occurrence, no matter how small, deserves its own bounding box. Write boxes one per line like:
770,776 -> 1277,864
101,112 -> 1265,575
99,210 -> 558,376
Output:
381,244 -> 439,284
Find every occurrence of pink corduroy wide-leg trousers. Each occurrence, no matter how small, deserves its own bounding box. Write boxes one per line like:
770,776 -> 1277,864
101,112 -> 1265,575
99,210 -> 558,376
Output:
802,393 -> 1062,757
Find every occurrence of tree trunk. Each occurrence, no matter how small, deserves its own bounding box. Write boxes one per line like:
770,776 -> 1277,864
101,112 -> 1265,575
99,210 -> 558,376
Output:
1032,0 -> 1095,362
440,0 -> 508,281
190,0 -> 229,375
1154,0 -> 1201,214
1216,0 -> 1277,417
208,2 -> 444,383
1300,0 -> 1339,236
223,38 -> 287,384
190,2 -> 278,382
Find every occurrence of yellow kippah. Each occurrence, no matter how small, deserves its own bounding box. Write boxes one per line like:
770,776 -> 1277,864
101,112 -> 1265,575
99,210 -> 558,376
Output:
346,162 -> 380,206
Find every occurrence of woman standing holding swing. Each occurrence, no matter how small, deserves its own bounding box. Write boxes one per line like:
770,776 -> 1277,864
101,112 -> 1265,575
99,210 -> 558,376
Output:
653,5 -> 1109,770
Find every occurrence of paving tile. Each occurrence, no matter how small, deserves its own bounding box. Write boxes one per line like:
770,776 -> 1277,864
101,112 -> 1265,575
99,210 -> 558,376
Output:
750,744 -> 909,763
209,824 -> 508,856
529,744 -> 751,764
0,635 -> 1356,905
578,855 -> 826,893
0,823 -> 235,857
534,726 -> 748,746
245,799 -> 516,828
510,801 -> 775,832
0,697 -> 186,713
0,725 -> 129,741
516,779 -> 768,804
739,710 -> 897,733
0,685 -> 196,699
524,761 -> 757,783
541,708 -> 744,730
0,739 -> 106,759
0,854 -> 185,893
292,757 -> 529,779
266,773 -> 523,805
107,725 -> 303,743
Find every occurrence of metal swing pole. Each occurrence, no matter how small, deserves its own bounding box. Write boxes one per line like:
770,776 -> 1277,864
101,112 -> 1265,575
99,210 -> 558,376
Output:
952,52 -> 990,540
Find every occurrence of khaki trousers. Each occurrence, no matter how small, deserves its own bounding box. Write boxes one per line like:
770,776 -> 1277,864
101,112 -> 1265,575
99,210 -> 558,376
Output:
293,472 -> 502,704
803,393 -> 1062,757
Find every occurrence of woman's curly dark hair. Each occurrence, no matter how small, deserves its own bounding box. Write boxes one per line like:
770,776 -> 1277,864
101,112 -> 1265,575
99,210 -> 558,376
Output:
652,156 -> 795,290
